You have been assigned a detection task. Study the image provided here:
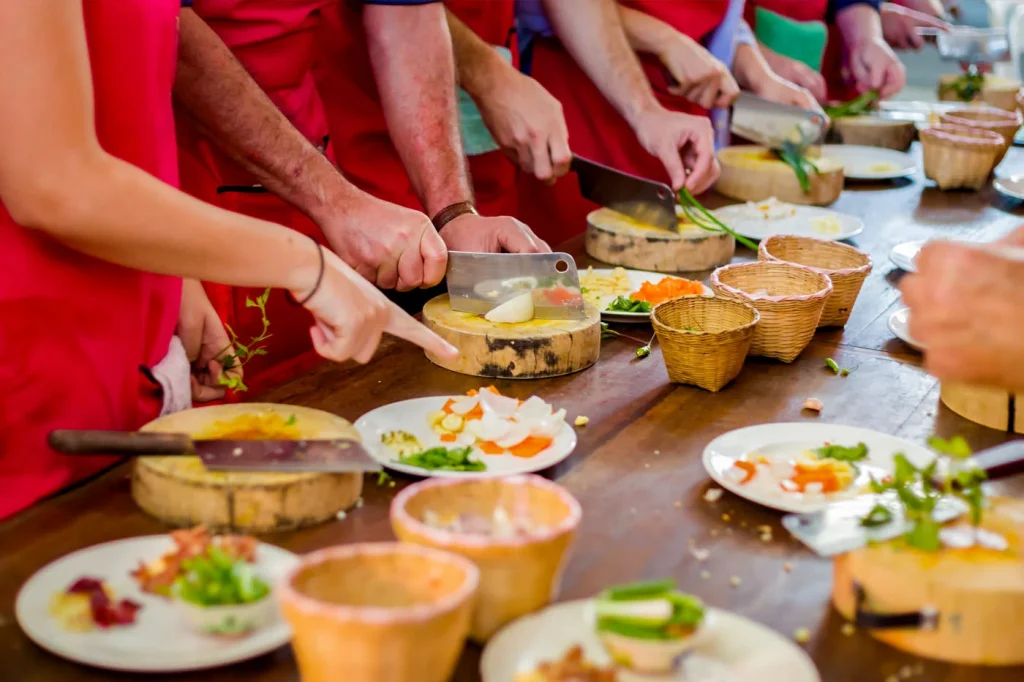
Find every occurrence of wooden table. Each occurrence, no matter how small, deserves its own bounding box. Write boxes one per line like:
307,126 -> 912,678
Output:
4,146 -> 1024,682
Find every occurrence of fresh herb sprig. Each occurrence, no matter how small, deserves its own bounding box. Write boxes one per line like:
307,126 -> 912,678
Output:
815,442 -> 868,463
943,67 -> 984,103
824,90 -> 879,120
859,436 -> 987,551
677,188 -> 759,251
172,546 -> 269,607
607,296 -> 651,314
397,446 -> 486,472
216,288 -> 272,392
776,139 -> 820,195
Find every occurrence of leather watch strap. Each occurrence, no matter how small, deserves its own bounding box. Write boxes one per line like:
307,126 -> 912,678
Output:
431,201 -> 478,230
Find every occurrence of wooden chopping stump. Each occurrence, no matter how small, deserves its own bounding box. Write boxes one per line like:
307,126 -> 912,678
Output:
132,403 -> 363,533
585,207 -> 735,272
940,381 -> 1024,434
421,294 -> 601,379
716,145 -> 844,206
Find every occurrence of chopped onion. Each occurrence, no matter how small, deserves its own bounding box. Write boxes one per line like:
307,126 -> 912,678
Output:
484,292 -> 534,324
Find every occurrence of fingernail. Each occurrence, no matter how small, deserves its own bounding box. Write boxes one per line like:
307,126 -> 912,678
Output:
444,341 -> 460,357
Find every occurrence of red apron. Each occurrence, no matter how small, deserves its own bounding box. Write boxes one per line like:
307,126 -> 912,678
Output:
0,0 -> 183,520
744,0 -> 853,102
312,0 -> 520,218
177,0 -> 332,390
520,0 -> 729,246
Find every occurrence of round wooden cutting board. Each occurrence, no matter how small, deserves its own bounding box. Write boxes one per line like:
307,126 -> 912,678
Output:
585,207 -> 735,272
940,382 -> 1024,434
717,145 -> 844,206
832,497 -> 1024,665
132,403 -> 362,533
938,73 -> 1021,112
421,294 -> 601,379
833,116 -> 916,152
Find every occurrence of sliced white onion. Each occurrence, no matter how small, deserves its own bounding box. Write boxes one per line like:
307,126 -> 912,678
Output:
484,291 -> 534,324
474,413 -> 511,442
515,396 -> 553,422
496,422 -> 531,448
479,390 -> 520,418
448,395 -> 480,415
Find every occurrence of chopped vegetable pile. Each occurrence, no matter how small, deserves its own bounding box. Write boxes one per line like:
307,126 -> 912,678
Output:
632,277 -> 704,306
131,525 -> 257,597
606,296 -> 651,313
172,546 -> 270,607
595,579 -> 705,640
397,446 -> 486,472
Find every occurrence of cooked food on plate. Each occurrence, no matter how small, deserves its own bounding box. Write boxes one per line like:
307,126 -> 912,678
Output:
728,442 -> 870,499
594,579 -> 707,674
515,645 -> 617,682
49,577 -> 140,632
580,267 -> 703,312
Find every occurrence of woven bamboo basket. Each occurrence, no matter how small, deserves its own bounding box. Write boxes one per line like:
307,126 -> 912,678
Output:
919,125 -> 1004,190
757,235 -> 872,328
651,296 -> 759,392
709,262 -> 832,362
939,108 -> 1022,164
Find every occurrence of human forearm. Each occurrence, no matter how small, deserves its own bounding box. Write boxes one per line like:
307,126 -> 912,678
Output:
446,8 -> 511,101
174,9 -> 364,226
617,4 -> 683,57
541,0 -> 658,127
836,3 -> 885,44
732,43 -> 774,93
365,4 -> 471,216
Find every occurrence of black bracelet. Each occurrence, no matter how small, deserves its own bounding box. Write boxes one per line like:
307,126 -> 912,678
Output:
293,237 -> 325,306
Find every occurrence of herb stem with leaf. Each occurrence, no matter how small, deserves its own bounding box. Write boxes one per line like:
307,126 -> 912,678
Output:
215,288 -> 272,393
677,188 -> 759,250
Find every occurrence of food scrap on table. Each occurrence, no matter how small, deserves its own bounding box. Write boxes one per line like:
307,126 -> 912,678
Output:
515,645 -> 617,682
575,415 -> 589,427
49,577 -> 140,632
803,398 -> 824,413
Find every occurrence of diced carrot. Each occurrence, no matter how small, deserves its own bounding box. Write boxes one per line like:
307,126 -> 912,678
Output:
478,441 -> 506,455
732,461 -> 757,484
467,389 -> 478,397
440,432 -> 457,443
789,465 -> 841,493
508,436 -> 553,458
464,404 -> 484,421
632,277 -> 703,306
442,398 -> 456,414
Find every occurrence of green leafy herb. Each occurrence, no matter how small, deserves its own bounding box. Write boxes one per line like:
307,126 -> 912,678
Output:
927,435 -> 972,459
677,187 -> 759,250
607,296 -> 651,313
172,546 -> 269,608
815,442 -> 868,463
595,579 -> 705,640
397,446 -> 486,472
216,288 -> 273,392
860,503 -> 893,528
824,90 -> 880,120
942,68 -> 984,102
284,414 -> 297,426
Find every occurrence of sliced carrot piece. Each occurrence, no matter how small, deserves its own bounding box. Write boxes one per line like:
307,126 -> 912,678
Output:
442,398 -> 456,414
732,461 -> 757,484
464,404 -> 484,422
478,441 -> 505,455
466,389 -> 478,397
508,436 -> 553,458
440,432 -> 457,443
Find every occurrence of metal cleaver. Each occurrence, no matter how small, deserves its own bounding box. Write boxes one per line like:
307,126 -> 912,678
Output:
49,429 -> 382,474
731,92 -> 828,151
445,251 -> 586,320
570,155 -> 678,232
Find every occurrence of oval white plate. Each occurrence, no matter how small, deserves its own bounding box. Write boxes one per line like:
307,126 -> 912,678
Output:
15,536 -> 297,673
581,268 -> 712,323
355,396 -> 577,478
888,308 -> 924,351
712,204 -> 863,242
481,599 -> 820,682
994,175 -> 1024,201
889,240 -> 926,273
702,423 -> 935,513
821,144 -> 917,180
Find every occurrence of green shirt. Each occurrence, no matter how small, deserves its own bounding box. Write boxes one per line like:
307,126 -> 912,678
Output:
754,7 -> 828,72
457,46 -> 511,156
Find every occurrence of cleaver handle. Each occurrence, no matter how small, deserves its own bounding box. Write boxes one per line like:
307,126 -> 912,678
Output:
49,430 -> 193,456
930,439 -> 1024,489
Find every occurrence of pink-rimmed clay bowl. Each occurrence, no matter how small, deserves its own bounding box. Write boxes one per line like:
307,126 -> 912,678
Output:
391,475 -> 581,643
278,543 -> 478,682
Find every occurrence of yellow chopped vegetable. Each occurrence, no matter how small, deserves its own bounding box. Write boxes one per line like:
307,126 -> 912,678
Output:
579,266 -> 632,309
382,431 -> 422,457
574,415 -> 589,427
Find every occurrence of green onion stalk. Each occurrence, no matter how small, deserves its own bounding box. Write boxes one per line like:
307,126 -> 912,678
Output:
677,188 -> 759,251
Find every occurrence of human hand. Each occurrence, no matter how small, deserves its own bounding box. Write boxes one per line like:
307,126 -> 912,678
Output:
881,3 -> 951,51
631,107 -> 719,193
757,76 -> 825,116
760,47 -> 828,103
319,193 -> 447,292
658,33 -> 739,109
475,67 -> 572,183
177,278 -> 239,402
439,214 -> 551,253
889,0 -> 948,18
293,249 -> 459,365
900,240 -> 1024,390
845,37 -> 906,99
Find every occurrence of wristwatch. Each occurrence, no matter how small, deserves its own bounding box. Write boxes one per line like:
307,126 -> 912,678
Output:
431,201 -> 478,230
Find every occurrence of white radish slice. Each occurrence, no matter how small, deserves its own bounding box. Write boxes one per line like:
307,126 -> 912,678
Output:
484,291 -> 534,324
531,408 -> 566,438
515,396 -> 552,422
478,390 -> 520,418
448,395 -> 480,415
496,422 -> 531,449
474,413 -> 511,442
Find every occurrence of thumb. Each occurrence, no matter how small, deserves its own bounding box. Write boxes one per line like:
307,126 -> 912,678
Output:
385,304 -> 460,360
420,227 -> 448,288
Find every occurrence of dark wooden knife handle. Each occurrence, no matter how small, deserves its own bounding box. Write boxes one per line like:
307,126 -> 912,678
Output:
49,430 -> 193,456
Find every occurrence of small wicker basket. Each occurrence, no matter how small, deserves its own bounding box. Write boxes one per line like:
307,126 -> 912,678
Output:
758,235 -> 872,328
939,108 -> 1022,164
710,261 -> 832,362
651,296 -> 759,392
919,124 -> 1004,190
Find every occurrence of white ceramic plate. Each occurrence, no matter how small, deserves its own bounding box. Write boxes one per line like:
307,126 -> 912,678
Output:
702,423 -> 935,513
481,599 -> 820,682
355,396 -> 577,478
581,268 -> 712,323
712,204 -> 863,243
15,536 -> 298,673
821,144 -> 917,180
994,175 -> 1024,201
888,308 -> 924,351
889,240 -> 926,273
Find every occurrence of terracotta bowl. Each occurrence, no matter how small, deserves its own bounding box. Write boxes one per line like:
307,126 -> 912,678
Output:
277,543 -> 478,682
391,475 -> 581,643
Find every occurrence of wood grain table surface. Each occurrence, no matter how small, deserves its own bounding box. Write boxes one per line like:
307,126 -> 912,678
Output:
3,145 -> 1024,682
